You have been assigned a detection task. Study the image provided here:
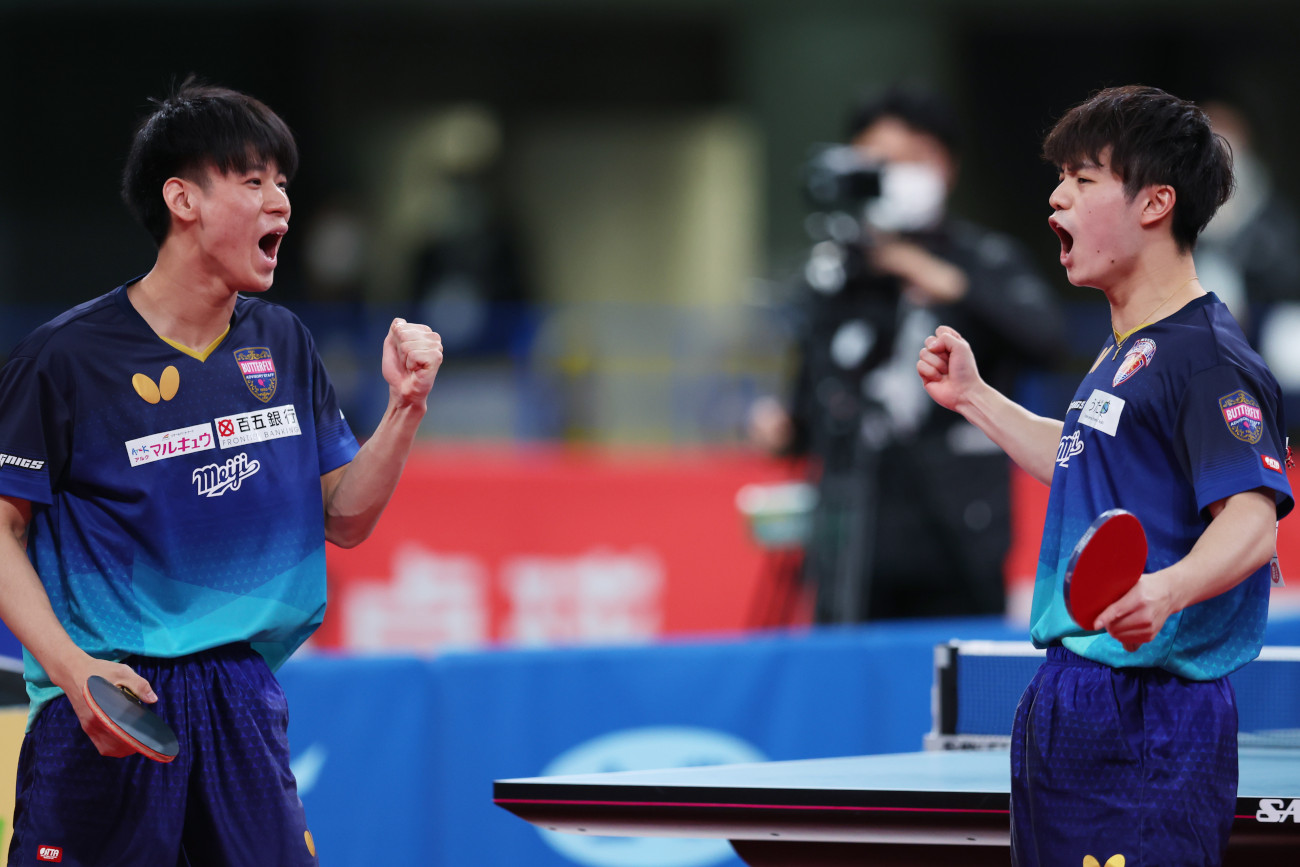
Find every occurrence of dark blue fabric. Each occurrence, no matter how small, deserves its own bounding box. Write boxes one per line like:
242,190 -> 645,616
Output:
0,282 -> 359,726
1031,295 -> 1292,677
1010,646 -> 1238,867
7,645 -> 317,867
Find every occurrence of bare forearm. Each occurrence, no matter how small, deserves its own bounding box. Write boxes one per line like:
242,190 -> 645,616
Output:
323,399 -> 426,548
0,531 -> 87,686
1155,489 -> 1277,611
958,380 -> 1063,485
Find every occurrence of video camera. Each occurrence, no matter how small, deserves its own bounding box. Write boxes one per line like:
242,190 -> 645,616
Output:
803,145 -> 882,212
802,144 -> 946,236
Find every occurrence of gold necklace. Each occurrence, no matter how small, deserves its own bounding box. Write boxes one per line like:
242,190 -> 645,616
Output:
1111,276 -> 1200,359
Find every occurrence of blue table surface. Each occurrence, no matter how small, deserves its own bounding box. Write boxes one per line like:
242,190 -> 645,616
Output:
498,748 -> 1300,799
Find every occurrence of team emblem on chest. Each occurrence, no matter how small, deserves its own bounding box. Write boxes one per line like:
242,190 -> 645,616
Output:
233,347 -> 277,403
1220,390 -> 1264,444
1113,338 -> 1156,387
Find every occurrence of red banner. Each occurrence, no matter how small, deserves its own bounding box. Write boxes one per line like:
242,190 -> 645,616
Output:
318,449 -> 1300,652
316,447 -> 805,651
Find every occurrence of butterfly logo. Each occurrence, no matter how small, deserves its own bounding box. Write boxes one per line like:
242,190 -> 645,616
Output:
133,366 -> 180,404
1084,855 -> 1125,867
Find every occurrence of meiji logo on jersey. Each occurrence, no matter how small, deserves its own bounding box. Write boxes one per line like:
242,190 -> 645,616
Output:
0,452 -> 45,472
1078,389 -> 1125,437
36,846 -> 62,862
1220,390 -> 1264,444
215,404 -> 301,450
234,347 -> 277,403
1056,431 -> 1084,467
1263,454 -> 1284,473
1113,338 -> 1156,387
125,423 -> 216,467
192,452 -> 261,497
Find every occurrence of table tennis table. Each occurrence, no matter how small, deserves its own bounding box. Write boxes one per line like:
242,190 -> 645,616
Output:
495,641 -> 1300,865
494,747 -> 1300,865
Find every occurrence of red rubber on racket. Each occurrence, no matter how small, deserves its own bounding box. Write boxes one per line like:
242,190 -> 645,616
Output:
1063,509 -> 1148,630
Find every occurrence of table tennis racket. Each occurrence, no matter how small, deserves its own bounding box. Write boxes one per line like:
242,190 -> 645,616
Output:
83,675 -> 179,763
1063,508 -> 1148,631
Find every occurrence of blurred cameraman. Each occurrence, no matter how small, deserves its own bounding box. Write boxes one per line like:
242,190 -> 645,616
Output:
751,85 -> 1064,623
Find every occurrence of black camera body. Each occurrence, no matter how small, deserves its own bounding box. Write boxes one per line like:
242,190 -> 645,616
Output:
803,145 -> 882,211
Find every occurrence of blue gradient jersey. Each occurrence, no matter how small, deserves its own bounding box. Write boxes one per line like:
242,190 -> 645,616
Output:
1030,293 -> 1293,679
0,282 -> 359,722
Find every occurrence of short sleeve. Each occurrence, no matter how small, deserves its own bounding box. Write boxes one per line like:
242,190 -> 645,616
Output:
0,355 -> 71,505
1177,364 -> 1293,519
305,333 -> 359,476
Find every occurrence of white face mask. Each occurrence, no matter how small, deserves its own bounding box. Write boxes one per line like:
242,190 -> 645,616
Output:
864,162 -> 947,233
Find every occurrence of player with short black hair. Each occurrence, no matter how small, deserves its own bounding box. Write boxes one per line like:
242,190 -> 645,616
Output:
1042,83 -> 1234,252
919,85 -> 1292,866
0,78 -> 442,866
122,77 -> 301,247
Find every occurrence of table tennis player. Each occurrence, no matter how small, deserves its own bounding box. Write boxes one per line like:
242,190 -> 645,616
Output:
917,85 -> 1293,866
0,78 -> 441,865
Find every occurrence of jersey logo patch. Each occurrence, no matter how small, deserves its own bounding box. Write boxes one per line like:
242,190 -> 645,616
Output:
1078,389 -> 1125,437
1220,390 -> 1264,444
215,404 -> 302,450
36,846 -> 62,862
125,423 -> 216,467
234,347 -> 277,403
132,366 -> 180,404
192,452 -> 261,497
1056,431 -> 1084,467
0,452 -> 45,472
1113,338 -> 1156,387
1082,856 -> 1125,867
1264,454 -> 1284,473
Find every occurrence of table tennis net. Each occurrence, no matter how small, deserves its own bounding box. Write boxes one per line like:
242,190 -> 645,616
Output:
926,640 -> 1300,751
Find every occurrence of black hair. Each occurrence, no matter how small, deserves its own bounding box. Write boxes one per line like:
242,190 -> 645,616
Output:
1042,85 -> 1233,252
121,75 -> 299,246
844,85 -> 961,159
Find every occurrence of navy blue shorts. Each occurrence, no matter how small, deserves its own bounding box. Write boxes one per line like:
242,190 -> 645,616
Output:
1010,646 -> 1238,867
8,644 -> 318,867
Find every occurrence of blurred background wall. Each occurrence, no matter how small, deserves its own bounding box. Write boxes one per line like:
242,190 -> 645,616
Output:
3,0 -> 1299,445
6,4 -> 1300,863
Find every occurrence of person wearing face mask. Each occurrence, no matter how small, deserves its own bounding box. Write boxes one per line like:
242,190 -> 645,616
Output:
750,85 -> 1064,624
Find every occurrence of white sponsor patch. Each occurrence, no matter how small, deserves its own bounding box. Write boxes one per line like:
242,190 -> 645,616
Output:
214,404 -> 301,450
125,423 -> 216,467
1078,389 -> 1125,437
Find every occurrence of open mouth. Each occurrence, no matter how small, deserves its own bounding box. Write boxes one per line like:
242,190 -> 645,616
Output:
1049,219 -> 1074,256
259,231 -> 284,262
